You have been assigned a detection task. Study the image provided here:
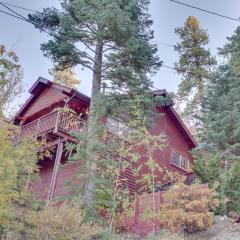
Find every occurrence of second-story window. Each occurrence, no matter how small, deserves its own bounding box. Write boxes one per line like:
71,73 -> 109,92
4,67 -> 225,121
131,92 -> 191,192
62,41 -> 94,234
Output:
106,117 -> 131,138
171,151 -> 189,170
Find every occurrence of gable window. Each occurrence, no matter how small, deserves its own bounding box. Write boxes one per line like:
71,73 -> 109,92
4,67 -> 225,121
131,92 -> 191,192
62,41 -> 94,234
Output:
171,151 -> 189,170
106,117 -> 131,138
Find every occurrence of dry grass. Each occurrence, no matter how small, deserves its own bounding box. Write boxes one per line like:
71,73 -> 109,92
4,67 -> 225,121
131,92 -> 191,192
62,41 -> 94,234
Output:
14,205 -> 102,240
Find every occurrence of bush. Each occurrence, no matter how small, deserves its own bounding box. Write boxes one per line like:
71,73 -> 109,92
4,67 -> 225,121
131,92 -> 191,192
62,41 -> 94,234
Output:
14,205 -> 102,240
224,162 -> 240,212
0,118 -> 39,236
157,177 -> 219,233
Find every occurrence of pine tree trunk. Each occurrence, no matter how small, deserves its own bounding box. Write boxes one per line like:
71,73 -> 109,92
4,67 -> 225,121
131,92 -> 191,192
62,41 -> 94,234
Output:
84,40 -> 103,205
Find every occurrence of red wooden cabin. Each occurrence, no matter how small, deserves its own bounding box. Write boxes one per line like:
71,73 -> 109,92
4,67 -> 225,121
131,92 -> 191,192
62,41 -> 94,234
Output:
14,77 -> 197,201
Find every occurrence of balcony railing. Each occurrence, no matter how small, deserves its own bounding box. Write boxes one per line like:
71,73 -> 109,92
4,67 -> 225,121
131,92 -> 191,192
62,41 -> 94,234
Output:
17,110 -> 86,142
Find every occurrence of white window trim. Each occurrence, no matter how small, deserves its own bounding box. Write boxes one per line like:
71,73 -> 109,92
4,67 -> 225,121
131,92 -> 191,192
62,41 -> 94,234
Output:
171,149 -> 190,171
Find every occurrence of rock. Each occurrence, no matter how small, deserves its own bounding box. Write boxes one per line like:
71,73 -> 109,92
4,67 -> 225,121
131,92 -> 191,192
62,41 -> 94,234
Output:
228,211 -> 240,221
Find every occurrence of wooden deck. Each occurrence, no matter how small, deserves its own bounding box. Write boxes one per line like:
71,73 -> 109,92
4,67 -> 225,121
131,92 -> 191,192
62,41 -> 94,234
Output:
17,110 -> 86,142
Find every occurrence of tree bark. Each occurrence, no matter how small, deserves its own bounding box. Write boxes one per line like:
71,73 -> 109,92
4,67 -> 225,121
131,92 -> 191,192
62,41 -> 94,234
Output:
84,39 -> 103,205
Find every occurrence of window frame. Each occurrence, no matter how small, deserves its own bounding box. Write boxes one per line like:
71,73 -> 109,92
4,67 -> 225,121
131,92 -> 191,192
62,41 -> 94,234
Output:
170,149 -> 190,171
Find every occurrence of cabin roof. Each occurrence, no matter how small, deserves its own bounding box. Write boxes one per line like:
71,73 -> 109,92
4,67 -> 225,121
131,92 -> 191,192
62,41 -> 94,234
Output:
29,77 -> 91,103
167,107 -> 197,148
14,77 -> 197,148
13,77 -> 90,123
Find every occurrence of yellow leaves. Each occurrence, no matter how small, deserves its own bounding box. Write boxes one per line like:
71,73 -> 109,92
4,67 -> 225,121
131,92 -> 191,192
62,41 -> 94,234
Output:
157,179 -> 220,233
50,67 -> 81,89
186,16 -> 200,31
0,45 -> 5,56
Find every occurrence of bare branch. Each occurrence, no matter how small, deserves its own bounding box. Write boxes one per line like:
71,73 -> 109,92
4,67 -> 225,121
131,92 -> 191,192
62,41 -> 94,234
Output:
80,62 -> 94,72
103,43 -> 121,52
83,54 -> 97,64
102,65 -> 112,73
85,23 -> 97,34
103,46 -> 119,54
81,41 -> 96,54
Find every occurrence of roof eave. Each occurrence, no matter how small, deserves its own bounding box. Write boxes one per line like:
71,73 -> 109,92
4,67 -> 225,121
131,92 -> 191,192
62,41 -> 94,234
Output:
169,106 -> 197,148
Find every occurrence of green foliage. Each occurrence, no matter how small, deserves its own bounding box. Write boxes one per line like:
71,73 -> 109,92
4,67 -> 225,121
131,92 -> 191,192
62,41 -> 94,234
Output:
0,44 -> 23,113
28,0 -> 161,94
65,92 -> 171,235
224,162 -> 240,212
195,26 -> 240,215
193,149 -> 221,187
175,16 -> 216,124
29,0 -> 161,209
66,96 -> 131,229
0,118 -> 39,236
201,27 -> 240,160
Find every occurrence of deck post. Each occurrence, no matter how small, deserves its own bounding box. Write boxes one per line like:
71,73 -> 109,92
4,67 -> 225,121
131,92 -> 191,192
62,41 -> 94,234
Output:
54,110 -> 61,133
35,119 -> 41,139
47,137 -> 63,201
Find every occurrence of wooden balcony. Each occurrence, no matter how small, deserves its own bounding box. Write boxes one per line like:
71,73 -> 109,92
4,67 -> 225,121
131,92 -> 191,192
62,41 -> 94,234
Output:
17,110 -> 86,142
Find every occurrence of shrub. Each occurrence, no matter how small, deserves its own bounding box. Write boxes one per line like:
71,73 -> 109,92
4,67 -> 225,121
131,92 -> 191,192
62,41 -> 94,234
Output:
0,118 -> 39,236
14,205 -> 102,240
157,177 -> 219,233
224,161 -> 240,212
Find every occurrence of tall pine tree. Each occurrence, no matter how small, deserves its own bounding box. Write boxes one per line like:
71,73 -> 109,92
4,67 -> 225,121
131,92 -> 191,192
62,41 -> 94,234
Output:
174,16 -> 216,127
203,26 -> 240,160
28,0 -> 161,205
195,26 -> 240,213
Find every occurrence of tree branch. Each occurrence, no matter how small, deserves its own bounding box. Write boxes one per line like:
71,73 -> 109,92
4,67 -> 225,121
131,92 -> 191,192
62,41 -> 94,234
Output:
82,41 -> 96,54
103,45 -> 120,54
80,62 -> 95,72
85,23 -> 97,34
83,54 -> 97,64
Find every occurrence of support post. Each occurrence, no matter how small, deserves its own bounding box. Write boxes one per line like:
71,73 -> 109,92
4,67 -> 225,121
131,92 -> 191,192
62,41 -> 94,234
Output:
35,119 -> 41,139
54,110 -> 61,133
47,137 -> 63,201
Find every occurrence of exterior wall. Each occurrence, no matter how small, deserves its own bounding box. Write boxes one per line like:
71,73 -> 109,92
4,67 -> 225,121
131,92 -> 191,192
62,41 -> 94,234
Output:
33,160 -> 54,200
32,106 -> 195,200
134,107 -> 194,192
154,107 -> 193,172
33,155 -> 84,200
22,85 -> 195,200
22,86 -> 66,122
54,161 -> 83,198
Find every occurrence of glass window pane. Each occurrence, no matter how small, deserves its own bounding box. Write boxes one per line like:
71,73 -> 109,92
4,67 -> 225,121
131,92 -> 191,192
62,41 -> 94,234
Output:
172,151 -> 189,170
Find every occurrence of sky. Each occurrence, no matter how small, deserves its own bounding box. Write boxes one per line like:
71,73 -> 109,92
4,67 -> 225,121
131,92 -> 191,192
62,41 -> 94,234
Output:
1,0 -> 240,109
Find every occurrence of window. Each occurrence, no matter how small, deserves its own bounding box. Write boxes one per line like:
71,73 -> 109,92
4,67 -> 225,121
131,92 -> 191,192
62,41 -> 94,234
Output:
171,151 -> 189,170
106,118 -> 131,138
